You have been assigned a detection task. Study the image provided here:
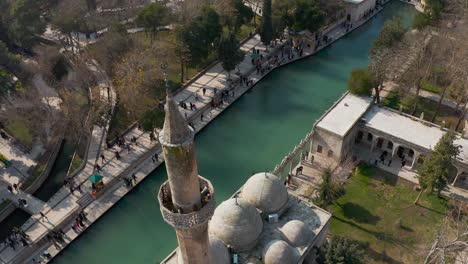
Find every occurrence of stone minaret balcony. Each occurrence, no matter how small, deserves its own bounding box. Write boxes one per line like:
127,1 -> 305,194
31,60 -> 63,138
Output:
158,176 -> 216,230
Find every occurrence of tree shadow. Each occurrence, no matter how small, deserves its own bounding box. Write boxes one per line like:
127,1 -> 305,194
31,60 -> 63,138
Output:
366,247 -> 405,264
339,202 -> 381,225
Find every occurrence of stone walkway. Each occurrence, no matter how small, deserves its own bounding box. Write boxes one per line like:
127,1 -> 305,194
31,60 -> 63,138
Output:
1,4 -> 392,263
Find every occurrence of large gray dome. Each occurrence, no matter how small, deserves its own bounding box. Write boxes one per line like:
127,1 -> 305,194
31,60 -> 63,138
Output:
262,240 -> 299,264
209,198 -> 263,252
210,237 -> 231,264
241,172 -> 288,214
280,220 -> 314,247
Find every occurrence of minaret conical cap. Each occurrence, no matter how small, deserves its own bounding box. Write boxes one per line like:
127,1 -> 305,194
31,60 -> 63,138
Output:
161,92 -> 191,145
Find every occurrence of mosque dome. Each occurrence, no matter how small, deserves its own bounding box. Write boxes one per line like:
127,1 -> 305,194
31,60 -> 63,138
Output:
262,240 -> 299,264
280,220 -> 314,247
241,172 -> 288,214
209,198 -> 263,252
210,237 -> 231,264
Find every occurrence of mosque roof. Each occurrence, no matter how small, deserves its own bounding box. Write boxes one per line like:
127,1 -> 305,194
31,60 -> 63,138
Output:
209,237 -> 231,264
209,198 -> 263,252
280,220 -> 314,247
241,172 -> 288,214
262,240 -> 300,264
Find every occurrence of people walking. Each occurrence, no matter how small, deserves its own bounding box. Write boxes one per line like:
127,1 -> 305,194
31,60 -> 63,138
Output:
95,164 -> 101,173
101,154 -> 106,163
131,173 -> 137,184
115,151 -> 121,160
7,185 -> 13,194
13,183 -> 18,191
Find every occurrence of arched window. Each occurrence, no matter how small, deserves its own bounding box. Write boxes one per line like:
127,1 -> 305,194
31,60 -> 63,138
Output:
387,141 -> 393,150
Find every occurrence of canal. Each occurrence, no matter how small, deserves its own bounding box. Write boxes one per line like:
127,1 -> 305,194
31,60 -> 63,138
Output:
53,2 -> 416,263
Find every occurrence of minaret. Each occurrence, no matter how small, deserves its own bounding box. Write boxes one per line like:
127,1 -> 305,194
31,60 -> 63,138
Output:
158,64 -> 215,264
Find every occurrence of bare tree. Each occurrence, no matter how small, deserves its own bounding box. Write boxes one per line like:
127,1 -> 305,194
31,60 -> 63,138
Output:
424,203 -> 468,264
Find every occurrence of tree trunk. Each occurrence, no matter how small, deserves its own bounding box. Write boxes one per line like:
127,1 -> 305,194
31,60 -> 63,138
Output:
412,80 -> 421,115
455,101 -> 468,132
414,188 -> 424,204
180,62 -> 184,84
374,86 -> 381,105
431,87 -> 448,123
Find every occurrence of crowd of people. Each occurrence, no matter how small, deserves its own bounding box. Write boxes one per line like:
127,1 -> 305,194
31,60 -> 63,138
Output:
4,227 -> 30,251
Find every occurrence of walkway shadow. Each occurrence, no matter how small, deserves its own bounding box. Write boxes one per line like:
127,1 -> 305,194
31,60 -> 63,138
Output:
371,167 -> 398,186
339,202 -> 381,225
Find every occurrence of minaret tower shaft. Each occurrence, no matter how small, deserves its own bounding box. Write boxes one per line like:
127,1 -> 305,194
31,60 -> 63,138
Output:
158,64 -> 215,264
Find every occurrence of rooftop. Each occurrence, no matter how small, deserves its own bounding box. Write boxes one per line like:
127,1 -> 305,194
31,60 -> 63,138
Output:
362,105 -> 468,164
316,93 -> 373,137
162,188 -> 332,264
343,0 -> 366,4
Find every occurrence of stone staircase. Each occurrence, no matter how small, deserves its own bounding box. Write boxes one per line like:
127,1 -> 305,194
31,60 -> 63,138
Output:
77,193 -> 95,208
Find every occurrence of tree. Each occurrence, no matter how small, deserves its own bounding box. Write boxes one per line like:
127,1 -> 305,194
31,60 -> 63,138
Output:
7,0 -> 46,49
317,236 -> 365,264
217,33 -> 245,79
291,0 -> 325,33
369,47 -> 394,105
0,41 -> 20,74
371,17 -> 405,56
175,6 -> 222,68
216,0 -> 254,33
259,0 -> 273,45
136,3 -> 170,43
423,204 -> 468,264
415,130 -> 460,204
315,167 -> 343,207
347,68 -> 373,97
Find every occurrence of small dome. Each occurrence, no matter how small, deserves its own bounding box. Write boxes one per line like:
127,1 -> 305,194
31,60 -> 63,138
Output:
280,220 -> 314,247
210,237 -> 230,264
241,172 -> 288,213
262,240 -> 299,264
209,198 -> 263,252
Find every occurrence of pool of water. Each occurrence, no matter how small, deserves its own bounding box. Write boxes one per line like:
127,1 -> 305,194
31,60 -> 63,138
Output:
52,2 -> 416,263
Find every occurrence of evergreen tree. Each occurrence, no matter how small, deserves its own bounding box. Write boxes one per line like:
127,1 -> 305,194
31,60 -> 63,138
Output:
260,0 -> 273,45
370,17 -> 405,56
136,3 -> 170,43
316,167 -> 343,207
347,68 -> 374,97
317,236 -> 364,264
217,33 -> 245,79
415,130 -> 460,203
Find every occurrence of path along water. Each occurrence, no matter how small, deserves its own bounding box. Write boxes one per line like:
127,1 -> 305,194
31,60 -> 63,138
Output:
52,2 -> 416,263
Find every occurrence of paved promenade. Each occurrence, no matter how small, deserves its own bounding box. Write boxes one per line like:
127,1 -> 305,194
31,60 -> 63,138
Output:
1,4 -> 390,263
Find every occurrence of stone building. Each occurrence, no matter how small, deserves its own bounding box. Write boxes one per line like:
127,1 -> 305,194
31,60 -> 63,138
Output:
158,94 -> 331,264
310,92 -> 468,188
343,0 -> 377,22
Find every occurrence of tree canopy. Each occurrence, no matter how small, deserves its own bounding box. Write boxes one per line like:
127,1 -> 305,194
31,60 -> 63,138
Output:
7,0 -> 46,49
317,236 -> 365,264
137,2 -> 170,42
315,167 -> 343,207
175,6 -> 222,67
290,0 -> 325,32
347,68 -> 374,97
217,33 -> 245,78
418,130 -> 460,194
371,17 -> 405,55
260,0 -> 273,45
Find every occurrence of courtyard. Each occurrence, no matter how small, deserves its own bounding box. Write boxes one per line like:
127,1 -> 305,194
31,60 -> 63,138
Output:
329,164 -> 450,264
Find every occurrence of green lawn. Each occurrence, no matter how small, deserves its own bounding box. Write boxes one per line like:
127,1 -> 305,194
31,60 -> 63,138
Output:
329,164 -> 449,264
5,118 -> 33,147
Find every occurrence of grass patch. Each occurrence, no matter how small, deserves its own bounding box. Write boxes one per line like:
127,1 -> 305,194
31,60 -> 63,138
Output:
383,92 -> 465,132
69,154 -> 83,174
5,118 -> 32,147
421,80 -> 440,94
329,164 -> 449,264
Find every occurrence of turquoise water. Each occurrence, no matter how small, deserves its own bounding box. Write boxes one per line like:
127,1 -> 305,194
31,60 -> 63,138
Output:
53,2 -> 415,263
